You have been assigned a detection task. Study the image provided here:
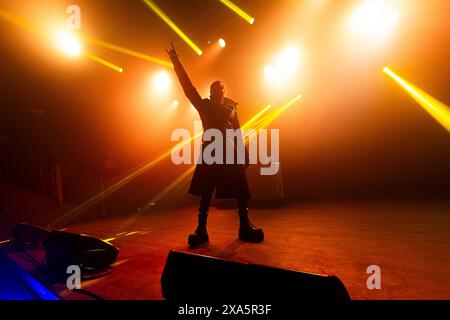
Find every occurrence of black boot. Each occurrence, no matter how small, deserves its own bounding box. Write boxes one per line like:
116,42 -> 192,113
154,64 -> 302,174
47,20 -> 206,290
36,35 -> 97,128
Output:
188,212 -> 209,247
238,208 -> 264,243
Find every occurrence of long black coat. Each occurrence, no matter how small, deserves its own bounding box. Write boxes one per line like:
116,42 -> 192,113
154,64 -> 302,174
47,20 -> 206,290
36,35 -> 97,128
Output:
171,55 -> 250,199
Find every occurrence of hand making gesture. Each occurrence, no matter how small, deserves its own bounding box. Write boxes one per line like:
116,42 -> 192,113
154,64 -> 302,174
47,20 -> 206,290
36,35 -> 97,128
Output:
166,42 -> 178,59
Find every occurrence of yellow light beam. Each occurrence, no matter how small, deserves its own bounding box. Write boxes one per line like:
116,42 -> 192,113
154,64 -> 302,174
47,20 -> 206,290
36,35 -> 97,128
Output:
241,104 -> 271,131
146,100 -> 296,203
383,67 -> 450,133
219,0 -> 255,24
48,150 -> 170,227
84,51 -> 123,73
142,0 -> 203,55
144,166 -> 196,208
103,231 -> 148,243
84,36 -> 173,68
247,95 -> 302,136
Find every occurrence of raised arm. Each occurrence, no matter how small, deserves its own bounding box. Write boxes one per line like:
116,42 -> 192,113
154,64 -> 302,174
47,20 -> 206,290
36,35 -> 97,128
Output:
166,43 -> 203,109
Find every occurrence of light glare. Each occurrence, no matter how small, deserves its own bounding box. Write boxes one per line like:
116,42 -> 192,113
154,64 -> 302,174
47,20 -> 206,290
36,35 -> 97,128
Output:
264,46 -> 301,88
349,0 -> 399,40
171,100 -> 180,108
55,31 -> 82,57
153,71 -> 171,92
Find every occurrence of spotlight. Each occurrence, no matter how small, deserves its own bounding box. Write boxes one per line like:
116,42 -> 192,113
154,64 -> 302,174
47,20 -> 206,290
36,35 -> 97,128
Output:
153,71 -> 171,93
264,65 -> 277,81
171,99 -> 180,108
218,38 -> 226,48
54,31 -> 82,58
263,46 -> 301,88
276,46 -> 300,72
349,0 -> 399,40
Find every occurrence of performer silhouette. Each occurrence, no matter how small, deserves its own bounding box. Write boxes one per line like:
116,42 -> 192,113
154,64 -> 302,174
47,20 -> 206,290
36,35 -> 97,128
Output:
166,43 -> 264,247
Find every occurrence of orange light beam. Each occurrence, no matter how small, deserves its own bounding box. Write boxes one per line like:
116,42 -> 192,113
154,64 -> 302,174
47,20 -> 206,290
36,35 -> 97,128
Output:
84,36 -> 173,68
0,9 -> 42,34
84,51 -> 123,73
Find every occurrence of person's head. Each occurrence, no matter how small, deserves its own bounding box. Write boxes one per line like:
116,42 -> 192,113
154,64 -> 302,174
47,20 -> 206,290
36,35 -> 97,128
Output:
210,80 -> 225,103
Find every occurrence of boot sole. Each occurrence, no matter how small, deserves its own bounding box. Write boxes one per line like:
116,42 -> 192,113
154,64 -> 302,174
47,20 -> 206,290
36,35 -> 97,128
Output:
188,234 -> 209,247
239,232 -> 264,243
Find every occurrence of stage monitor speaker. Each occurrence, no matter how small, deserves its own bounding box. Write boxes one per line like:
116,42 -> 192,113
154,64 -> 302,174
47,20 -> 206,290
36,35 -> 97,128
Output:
45,230 -> 119,278
161,250 -> 350,303
13,223 -> 50,249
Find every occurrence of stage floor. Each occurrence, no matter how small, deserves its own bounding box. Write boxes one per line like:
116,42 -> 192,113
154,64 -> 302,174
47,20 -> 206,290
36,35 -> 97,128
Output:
5,201 -> 450,300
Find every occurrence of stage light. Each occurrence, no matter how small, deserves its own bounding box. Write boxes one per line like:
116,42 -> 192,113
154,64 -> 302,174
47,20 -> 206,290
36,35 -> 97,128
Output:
153,70 -> 172,93
349,0 -> 399,40
383,67 -> 450,133
54,31 -> 82,58
264,46 -> 301,88
276,46 -> 300,72
218,38 -> 226,48
171,100 -> 180,108
142,0 -> 203,55
264,65 -> 275,79
219,0 -> 255,25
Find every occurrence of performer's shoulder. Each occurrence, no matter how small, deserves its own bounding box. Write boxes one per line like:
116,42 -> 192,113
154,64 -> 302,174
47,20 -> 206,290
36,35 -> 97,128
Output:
224,97 -> 239,109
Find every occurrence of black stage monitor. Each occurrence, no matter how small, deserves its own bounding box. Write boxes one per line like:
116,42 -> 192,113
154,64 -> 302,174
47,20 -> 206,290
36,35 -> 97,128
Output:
161,250 -> 351,303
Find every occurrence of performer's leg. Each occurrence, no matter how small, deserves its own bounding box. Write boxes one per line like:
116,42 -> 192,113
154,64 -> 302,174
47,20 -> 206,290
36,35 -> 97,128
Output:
188,190 -> 214,247
199,191 -> 214,214
237,197 -> 264,242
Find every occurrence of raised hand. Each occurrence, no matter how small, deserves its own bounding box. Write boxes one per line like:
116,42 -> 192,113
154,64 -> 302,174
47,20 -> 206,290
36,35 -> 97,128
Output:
166,42 -> 178,59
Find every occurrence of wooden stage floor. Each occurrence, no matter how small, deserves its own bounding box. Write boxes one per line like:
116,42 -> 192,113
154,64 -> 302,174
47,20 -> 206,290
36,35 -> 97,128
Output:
5,201 -> 450,300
